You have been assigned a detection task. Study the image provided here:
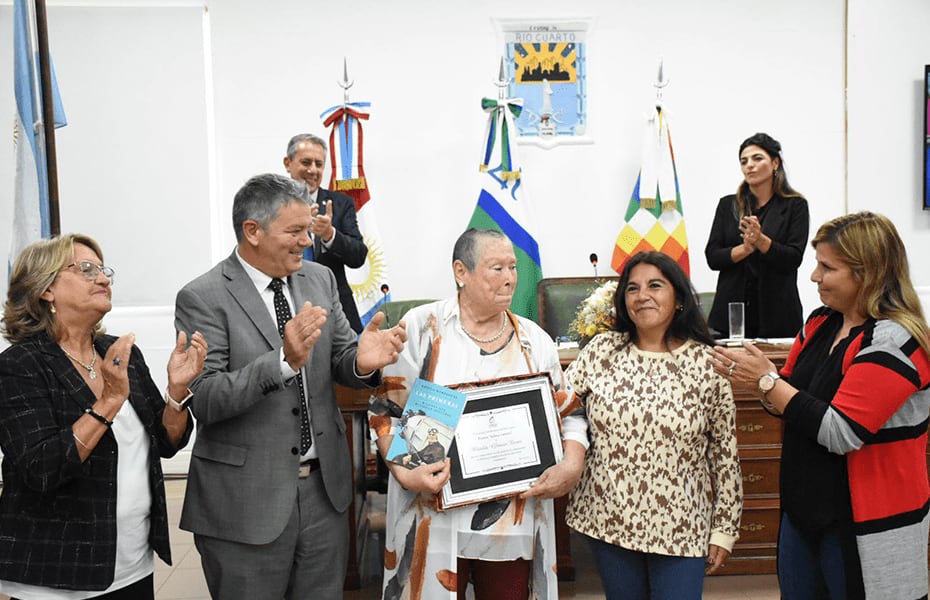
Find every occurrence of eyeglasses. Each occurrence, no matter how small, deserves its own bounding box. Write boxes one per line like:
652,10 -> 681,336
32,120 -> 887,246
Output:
64,260 -> 116,283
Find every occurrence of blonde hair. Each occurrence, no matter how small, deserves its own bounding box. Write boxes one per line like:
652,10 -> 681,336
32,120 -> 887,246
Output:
812,212 -> 930,356
2,234 -> 106,344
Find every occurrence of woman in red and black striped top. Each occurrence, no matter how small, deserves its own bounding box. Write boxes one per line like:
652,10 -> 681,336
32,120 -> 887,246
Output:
712,211 -> 930,600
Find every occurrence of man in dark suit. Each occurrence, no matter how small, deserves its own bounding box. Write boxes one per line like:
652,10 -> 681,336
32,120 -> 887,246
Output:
284,133 -> 368,333
174,173 -> 406,600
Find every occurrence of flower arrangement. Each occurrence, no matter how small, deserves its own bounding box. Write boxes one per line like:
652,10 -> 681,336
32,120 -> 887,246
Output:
569,280 -> 618,346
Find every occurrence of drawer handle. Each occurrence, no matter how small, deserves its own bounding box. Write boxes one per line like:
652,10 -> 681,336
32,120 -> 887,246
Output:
743,473 -> 765,483
738,423 -> 765,433
741,523 -> 767,533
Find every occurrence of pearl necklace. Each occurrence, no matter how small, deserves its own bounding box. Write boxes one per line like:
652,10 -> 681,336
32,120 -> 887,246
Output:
61,346 -> 98,380
461,312 -> 508,344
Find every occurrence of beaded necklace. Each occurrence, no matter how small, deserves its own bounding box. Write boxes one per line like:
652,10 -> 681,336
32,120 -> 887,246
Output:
461,312 -> 508,344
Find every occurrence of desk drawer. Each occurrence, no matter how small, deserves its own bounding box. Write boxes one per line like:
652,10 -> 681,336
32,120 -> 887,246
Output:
738,503 -> 780,544
739,453 -> 780,496
735,405 -> 783,446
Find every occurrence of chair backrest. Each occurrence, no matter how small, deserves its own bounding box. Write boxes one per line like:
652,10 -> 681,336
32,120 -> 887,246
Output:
697,291 -> 715,323
378,299 -> 437,329
536,277 -> 620,340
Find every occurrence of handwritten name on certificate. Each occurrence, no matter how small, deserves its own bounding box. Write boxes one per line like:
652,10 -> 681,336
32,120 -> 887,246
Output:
455,404 -> 541,478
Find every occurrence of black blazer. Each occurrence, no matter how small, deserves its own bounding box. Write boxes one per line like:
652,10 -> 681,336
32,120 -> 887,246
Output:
704,194 -> 810,338
0,333 -> 191,591
307,188 -> 368,333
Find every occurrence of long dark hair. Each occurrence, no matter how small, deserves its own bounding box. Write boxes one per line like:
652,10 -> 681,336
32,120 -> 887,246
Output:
612,251 -> 714,349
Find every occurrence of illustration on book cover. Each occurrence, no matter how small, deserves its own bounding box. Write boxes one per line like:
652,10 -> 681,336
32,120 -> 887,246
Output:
387,378 -> 467,469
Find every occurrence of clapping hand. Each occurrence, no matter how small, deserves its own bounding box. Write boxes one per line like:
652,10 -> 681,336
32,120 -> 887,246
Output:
283,302 -> 328,372
167,331 -> 208,394
739,216 -> 764,249
356,313 -> 407,375
101,333 -> 134,403
310,200 -> 335,243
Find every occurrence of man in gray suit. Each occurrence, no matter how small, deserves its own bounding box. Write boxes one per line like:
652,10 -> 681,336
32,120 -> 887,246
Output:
174,173 -> 406,599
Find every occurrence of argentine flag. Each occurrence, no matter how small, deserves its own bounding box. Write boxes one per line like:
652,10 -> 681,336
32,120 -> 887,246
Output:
320,101 -> 391,328
12,0 -> 67,267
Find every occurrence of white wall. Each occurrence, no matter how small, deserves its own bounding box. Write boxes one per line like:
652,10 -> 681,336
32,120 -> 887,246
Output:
205,0 -> 847,319
847,0 -> 930,284
0,1 -> 928,379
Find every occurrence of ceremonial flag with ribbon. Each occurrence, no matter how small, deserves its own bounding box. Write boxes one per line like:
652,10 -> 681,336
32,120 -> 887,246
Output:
466,95 -> 543,321
12,0 -> 67,267
611,107 -> 689,276
320,100 -> 390,327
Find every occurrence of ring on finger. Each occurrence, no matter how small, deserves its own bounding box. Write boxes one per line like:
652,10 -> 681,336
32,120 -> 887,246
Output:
728,364 -> 735,376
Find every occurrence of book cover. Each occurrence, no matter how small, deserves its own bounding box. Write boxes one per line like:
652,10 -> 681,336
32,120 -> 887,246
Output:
387,378 -> 467,469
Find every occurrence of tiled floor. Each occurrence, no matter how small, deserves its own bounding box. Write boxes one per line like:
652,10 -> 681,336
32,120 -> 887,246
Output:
153,478 -> 781,599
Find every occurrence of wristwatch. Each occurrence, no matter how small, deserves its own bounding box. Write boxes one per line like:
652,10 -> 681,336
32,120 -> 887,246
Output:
165,388 -> 194,412
758,372 -> 781,395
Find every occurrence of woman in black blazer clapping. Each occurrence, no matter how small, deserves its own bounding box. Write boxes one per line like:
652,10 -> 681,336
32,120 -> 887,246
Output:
704,132 -> 810,339
0,234 -> 206,599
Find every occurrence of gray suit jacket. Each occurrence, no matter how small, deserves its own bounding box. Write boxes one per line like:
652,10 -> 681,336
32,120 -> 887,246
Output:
174,251 -> 376,545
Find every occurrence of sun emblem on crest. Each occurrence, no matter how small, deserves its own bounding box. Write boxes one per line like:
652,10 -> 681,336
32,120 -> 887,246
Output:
349,234 -> 388,303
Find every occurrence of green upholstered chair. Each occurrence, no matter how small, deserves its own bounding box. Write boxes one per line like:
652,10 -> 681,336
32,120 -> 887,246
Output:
536,279 -> 715,341
697,291 -> 715,323
536,277 -> 620,340
377,299 -> 436,329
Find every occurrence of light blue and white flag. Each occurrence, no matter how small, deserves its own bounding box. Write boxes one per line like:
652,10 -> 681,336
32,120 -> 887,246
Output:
320,100 -> 390,328
12,0 -> 66,267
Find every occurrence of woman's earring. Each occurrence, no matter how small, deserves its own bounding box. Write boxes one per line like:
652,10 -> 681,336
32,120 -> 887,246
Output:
50,304 -> 57,314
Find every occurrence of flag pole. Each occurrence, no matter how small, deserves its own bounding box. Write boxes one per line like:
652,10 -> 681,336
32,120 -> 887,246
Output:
34,0 -> 60,235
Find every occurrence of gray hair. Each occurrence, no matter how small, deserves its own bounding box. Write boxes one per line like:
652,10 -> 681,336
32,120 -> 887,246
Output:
232,173 -> 310,242
285,133 -> 327,159
452,228 -> 508,288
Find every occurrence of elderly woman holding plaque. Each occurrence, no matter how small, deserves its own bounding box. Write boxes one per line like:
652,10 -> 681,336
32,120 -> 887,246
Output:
369,228 -> 588,600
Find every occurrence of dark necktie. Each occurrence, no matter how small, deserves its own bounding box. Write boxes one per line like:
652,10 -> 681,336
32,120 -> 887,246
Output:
269,278 -> 312,454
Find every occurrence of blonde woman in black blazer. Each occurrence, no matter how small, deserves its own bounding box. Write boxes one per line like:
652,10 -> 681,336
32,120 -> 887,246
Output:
0,234 -> 206,599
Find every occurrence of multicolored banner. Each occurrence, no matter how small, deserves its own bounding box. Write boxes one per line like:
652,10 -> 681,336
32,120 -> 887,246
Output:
611,107 -> 689,276
320,101 -> 389,326
11,0 -> 67,268
467,94 -> 542,320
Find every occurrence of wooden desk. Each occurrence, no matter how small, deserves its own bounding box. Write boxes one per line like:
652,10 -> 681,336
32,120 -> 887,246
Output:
335,384 -> 373,590
717,344 -> 788,575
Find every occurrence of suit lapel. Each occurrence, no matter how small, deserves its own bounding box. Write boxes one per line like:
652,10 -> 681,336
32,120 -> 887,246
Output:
221,255 -> 280,350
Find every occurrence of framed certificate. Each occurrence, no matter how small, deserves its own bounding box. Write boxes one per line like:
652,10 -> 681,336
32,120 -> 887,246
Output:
438,373 -> 563,510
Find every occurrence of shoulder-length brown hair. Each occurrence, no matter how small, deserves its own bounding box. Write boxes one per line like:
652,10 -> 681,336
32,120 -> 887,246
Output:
2,233 -> 106,344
